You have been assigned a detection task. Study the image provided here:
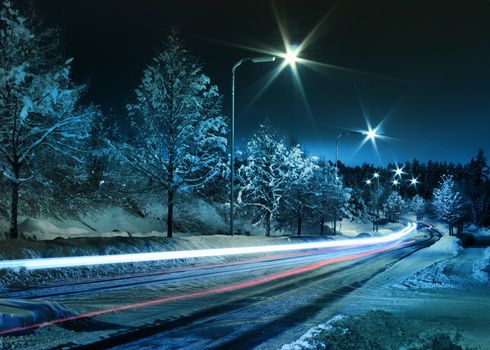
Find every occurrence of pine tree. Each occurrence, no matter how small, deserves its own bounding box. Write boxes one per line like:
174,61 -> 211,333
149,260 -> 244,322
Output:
464,149 -> 490,226
0,1 -> 96,238
432,175 -> 464,235
113,31 -> 227,238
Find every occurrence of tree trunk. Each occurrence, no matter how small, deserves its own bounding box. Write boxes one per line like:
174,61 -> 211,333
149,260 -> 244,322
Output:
457,222 -> 463,237
9,181 -> 20,239
320,216 -> 325,235
9,164 -> 20,239
297,214 -> 302,236
265,211 -> 271,237
167,152 -> 175,238
167,187 -> 174,238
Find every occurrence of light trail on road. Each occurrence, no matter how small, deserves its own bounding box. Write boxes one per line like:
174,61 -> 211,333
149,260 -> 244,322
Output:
0,239 -> 414,336
0,223 -> 416,271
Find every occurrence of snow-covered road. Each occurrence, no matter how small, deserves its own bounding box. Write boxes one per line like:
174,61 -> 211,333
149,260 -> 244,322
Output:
0,225 -> 436,349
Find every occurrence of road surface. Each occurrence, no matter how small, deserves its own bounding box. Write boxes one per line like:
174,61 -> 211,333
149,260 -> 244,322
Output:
0,224 -> 438,349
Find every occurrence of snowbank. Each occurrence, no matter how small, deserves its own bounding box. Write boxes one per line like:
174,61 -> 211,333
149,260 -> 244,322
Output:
398,235 -> 463,289
0,234 -> 301,290
400,234 -> 490,289
10,201 -> 229,241
280,311 -> 465,350
472,246 -> 490,282
465,224 -> 490,238
0,299 -> 75,332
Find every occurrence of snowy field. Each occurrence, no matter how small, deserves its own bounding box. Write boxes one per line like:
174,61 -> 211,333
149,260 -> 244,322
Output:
281,222 -> 490,349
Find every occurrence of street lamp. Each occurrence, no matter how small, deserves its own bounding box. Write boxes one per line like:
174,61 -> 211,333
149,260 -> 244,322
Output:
393,165 -> 405,178
373,172 -> 380,232
409,177 -> 419,187
230,56 -> 276,236
333,129 -> 379,234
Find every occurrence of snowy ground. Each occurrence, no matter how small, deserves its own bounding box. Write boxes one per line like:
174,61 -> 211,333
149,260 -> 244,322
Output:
281,311 -> 465,350
281,222 -> 490,349
0,211 -> 409,349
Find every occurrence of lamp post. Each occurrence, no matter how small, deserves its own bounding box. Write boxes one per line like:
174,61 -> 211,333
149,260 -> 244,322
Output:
333,129 -> 378,234
230,56 -> 276,236
333,131 -> 362,234
373,171 -> 380,232
365,178 -> 374,231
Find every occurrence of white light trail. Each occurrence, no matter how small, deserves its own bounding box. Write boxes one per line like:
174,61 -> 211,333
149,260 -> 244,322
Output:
0,224 -> 416,271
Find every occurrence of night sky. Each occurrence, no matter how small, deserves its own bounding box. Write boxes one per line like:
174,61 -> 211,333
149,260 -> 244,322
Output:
36,0 -> 490,165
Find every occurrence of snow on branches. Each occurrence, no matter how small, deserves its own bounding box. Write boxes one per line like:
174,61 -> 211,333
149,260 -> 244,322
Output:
0,1 -> 97,238
113,30 -> 227,237
432,175 -> 464,235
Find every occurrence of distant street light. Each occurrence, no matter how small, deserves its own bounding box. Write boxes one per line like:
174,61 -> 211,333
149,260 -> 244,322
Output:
409,177 -> 419,187
393,165 -> 405,178
230,56 -> 276,236
373,171 -> 380,232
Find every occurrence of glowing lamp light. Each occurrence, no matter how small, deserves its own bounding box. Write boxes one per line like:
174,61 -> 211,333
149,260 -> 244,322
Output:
392,179 -> 400,186
364,129 -> 378,140
365,179 -> 372,185
409,177 -> 419,186
393,166 -> 405,178
373,172 -> 380,178
284,49 -> 299,64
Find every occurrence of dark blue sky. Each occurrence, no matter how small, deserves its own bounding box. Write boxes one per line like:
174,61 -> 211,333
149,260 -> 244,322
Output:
37,0 -> 490,165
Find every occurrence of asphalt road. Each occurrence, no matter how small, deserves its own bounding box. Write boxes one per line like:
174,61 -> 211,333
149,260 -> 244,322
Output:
2,226 -> 438,349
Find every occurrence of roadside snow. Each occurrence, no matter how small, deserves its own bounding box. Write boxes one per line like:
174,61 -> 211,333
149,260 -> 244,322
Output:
472,246 -> 490,282
0,299 -> 75,332
280,311 -> 465,350
0,325 -> 107,350
465,224 -> 490,238
398,234 -> 490,289
280,315 -> 345,350
397,235 -> 464,289
0,234 -> 308,290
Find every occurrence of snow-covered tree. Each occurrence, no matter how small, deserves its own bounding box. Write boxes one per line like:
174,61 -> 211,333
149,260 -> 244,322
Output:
237,123 -> 289,236
409,195 -> 426,221
308,162 -> 349,235
277,145 -> 318,235
0,1 -> 96,238
343,188 -> 368,223
113,31 -> 227,238
383,191 -> 406,222
432,175 -> 464,235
